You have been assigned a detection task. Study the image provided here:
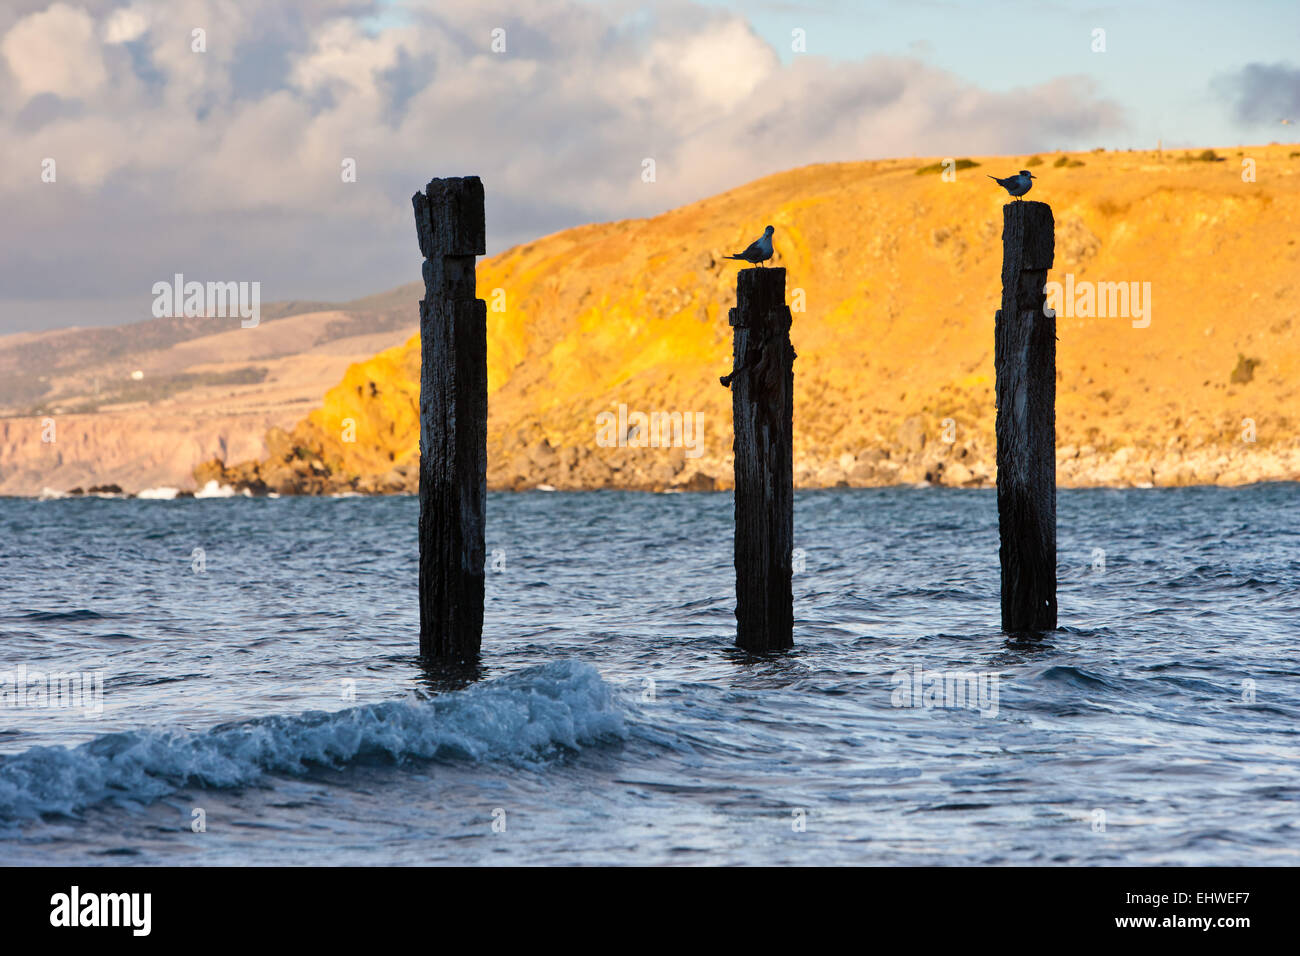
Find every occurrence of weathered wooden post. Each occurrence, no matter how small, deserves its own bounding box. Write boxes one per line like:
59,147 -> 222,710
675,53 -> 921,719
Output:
412,177 -> 487,658
721,267 -> 795,652
994,200 -> 1057,632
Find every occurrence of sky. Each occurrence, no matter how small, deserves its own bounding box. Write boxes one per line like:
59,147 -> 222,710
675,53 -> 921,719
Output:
1,0 -> 1297,332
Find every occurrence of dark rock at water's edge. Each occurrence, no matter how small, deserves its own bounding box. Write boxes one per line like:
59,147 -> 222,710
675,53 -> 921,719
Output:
66,483 -> 128,496
191,424 -> 1300,496
194,428 -> 418,497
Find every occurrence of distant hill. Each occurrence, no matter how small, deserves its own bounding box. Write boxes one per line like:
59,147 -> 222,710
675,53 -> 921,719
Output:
199,143 -> 1300,495
0,290 -> 422,415
0,289 -> 419,495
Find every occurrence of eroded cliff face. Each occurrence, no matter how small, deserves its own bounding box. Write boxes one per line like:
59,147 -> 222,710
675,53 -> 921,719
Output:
0,412 -> 297,496
191,145 -> 1299,494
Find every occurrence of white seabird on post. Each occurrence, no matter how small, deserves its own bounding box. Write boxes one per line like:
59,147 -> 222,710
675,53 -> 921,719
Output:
724,225 -> 775,267
988,170 -> 1036,200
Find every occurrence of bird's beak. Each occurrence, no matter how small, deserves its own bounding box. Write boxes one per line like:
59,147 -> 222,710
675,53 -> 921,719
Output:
1028,173 -> 1036,178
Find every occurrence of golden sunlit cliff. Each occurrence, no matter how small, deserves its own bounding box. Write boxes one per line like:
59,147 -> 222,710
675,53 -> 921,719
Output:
197,144 -> 1300,495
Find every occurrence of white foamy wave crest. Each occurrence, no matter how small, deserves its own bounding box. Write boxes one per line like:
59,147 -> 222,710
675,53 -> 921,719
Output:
193,480 -> 248,498
136,486 -> 180,500
0,661 -> 624,821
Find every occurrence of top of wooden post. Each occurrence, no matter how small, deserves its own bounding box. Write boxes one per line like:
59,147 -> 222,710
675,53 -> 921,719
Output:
413,177 -> 486,259
999,201 -> 1054,317
1000,201 -> 1054,268
731,267 -> 789,331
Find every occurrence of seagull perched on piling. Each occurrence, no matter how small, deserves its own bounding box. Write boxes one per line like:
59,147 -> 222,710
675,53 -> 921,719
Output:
988,170 -> 1036,200
724,225 -> 775,267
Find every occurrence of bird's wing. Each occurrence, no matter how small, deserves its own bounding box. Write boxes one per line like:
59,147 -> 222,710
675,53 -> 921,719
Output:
738,238 -> 763,257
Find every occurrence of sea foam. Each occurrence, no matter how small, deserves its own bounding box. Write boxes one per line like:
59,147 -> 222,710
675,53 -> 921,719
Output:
136,486 -> 181,500
0,661 -> 624,821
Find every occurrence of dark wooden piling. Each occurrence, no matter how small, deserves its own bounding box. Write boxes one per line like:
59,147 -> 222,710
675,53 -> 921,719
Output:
994,200 -> 1057,632
721,267 -> 795,652
412,177 -> 487,658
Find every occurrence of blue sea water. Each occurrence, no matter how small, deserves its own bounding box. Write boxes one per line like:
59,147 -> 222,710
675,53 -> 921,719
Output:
0,486 -> 1297,865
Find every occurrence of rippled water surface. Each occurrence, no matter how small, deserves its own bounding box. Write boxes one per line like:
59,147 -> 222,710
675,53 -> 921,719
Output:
1,486 -> 1297,864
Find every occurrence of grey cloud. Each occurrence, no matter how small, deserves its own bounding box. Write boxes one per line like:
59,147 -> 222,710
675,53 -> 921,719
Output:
1214,62 -> 1300,124
13,92 -> 86,132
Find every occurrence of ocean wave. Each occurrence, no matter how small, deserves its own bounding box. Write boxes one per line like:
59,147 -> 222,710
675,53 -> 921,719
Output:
0,660 -> 625,821
14,609 -> 107,622
1028,664 -> 1121,691
136,486 -> 181,500
194,480 -> 248,499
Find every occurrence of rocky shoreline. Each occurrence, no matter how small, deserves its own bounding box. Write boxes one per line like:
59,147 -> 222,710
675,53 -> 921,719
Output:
181,429 -> 1300,497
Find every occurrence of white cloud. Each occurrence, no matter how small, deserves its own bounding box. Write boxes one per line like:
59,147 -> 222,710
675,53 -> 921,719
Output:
289,18 -> 403,97
651,17 -> 778,110
103,5 -> 148,44
2,2 -> 107,99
